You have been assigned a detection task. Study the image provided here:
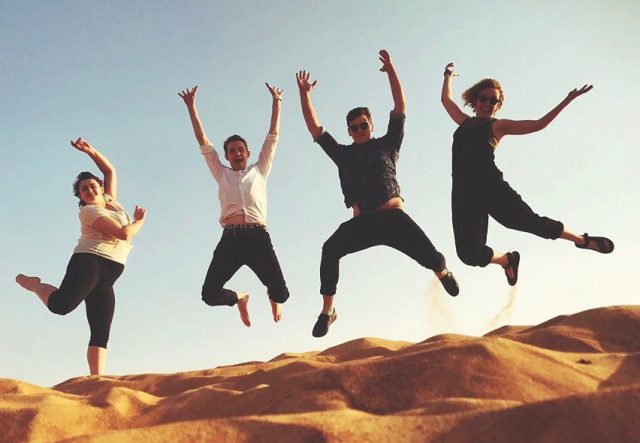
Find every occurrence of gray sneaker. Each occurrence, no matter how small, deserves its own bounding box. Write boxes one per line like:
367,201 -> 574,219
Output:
312,309 -> 337,337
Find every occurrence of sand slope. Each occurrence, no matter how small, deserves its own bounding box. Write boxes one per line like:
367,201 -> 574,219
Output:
2,305 -> 639,442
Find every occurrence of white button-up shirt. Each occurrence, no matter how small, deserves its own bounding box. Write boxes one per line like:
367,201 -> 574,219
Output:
200,133 -> 278,226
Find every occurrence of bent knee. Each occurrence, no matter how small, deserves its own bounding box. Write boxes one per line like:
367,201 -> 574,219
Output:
89,337 -> 109,348
201,287 -> 236,307
456,248 -> 490,268
201,293 -> 226,307
269,285 -> 290,304
47,300 -> 74,316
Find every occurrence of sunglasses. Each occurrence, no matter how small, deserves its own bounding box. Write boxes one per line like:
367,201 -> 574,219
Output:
478,95 -> 501,105
349,122 -> 369,132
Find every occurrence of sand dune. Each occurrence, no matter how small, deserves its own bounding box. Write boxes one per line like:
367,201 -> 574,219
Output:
2,305 -> 639,442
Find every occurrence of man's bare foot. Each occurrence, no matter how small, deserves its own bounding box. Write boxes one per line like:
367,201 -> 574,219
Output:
16,274 -> 41,292
270,300 -> 282,323
236,293 -> 251,327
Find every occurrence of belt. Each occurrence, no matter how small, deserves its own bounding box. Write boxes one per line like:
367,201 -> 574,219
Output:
224,223 -> 267,231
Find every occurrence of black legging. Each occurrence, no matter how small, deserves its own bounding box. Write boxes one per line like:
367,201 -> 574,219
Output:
47,253 -> 124,348
320,209 -> 446,295
452,179 -> 564,267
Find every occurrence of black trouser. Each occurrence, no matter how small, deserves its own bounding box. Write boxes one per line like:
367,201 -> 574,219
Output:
452,179 -> 564,267
320,209 -> 446,295
201,225 -> 289,306
47,253 -> 124,348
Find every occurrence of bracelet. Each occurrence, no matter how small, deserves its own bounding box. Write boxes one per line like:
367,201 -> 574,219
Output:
273,97 -> 282,101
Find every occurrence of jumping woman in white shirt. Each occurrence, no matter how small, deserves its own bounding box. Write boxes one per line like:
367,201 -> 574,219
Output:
16,138 -> 146,375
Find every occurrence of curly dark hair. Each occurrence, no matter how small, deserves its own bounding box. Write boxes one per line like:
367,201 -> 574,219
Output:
462,79 -> 504,110
223,134 -> 248,153
73,171 -> 103,207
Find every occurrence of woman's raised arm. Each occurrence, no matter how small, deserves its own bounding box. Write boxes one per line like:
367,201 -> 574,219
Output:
441,63 -> 469,126
493,85 -> 593,140
71,138 -> 117,200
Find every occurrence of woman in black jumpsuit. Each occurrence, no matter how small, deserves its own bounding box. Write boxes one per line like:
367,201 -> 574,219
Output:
440,63 -> 613,285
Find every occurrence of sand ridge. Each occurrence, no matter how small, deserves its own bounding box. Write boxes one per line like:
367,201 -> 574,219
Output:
1,305 -> 639,442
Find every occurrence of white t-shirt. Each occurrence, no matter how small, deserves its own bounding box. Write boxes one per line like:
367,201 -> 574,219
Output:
73,196 -> 132,265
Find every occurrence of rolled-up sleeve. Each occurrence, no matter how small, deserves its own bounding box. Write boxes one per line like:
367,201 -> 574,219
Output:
200,144 -> 224,181
315,129 -> 343,167
385,112 -> 405,153
257,133 -> 279,177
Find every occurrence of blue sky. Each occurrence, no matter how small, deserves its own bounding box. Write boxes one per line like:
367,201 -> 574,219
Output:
1,0 -> 638,386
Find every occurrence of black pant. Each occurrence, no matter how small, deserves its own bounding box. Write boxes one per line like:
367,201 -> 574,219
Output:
452,179 -> 564,267
320,209 -> 446,295
47,253 -> 124,348
201,226 -> 289,306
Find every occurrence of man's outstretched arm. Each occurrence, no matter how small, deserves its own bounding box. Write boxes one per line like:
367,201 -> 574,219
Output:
379,49 -> 405,116
266,82 -> 284,136
179,85 -> 211,146
296,70 -> 323,139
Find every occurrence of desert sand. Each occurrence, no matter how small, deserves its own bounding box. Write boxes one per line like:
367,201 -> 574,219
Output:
2,305 -> 639,442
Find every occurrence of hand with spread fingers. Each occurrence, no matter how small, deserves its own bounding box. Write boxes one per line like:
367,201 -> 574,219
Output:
266,82 -> 284,100
70,137 -> 94,154
296,70 -> 318,93
133,206 -> 147,222
179,85 -> 198,107
378,49 -> 394,73
566,84 -> 593,101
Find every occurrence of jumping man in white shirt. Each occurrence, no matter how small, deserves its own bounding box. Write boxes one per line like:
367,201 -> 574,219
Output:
179,83 -> 289,326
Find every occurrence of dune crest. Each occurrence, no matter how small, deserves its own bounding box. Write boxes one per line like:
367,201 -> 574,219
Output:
2,305 -> 639,442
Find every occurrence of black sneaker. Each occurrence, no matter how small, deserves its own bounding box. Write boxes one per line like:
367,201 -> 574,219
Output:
312,309 -> 337,337
439,270 -> 459,297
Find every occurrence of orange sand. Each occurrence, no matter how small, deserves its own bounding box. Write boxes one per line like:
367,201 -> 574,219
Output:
2,305 -> 639,442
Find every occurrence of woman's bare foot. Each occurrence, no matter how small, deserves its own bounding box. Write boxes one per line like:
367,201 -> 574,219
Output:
270,300 -> 282,322
236,293 -> 251,327
16,274 -> 41,292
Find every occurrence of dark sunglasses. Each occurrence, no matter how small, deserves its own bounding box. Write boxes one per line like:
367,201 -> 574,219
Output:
349,122 -> 369,132
478,95 -> 501,105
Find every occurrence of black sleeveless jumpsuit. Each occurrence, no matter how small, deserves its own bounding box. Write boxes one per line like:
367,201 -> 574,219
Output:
451,117 -> 564,267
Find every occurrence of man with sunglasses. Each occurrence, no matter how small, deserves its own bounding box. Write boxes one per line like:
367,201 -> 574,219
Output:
297,50 -> 459,338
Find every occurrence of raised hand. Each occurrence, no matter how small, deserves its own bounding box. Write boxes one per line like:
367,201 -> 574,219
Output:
179,86 -> 198,106
379,49 -> 394,72
266,82 -> 284,100
444,62 -> 460,77
566,84 -> 593,101
133,206 -> 147,222
296,71 -> 317,93
70,137 -> 94,153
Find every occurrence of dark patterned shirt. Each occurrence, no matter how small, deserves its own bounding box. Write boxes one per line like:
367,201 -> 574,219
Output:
315,113 -> 405,211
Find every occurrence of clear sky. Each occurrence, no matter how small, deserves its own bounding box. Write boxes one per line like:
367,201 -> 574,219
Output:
1,0 -> 638,387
